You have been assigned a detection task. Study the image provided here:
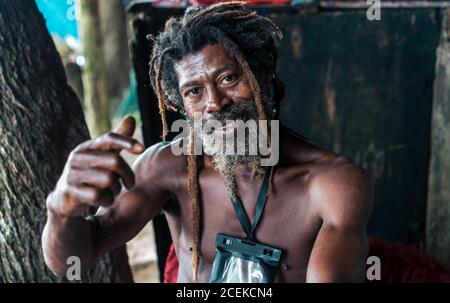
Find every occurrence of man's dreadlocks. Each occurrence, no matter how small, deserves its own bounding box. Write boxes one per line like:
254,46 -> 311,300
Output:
149,1 -> 284,282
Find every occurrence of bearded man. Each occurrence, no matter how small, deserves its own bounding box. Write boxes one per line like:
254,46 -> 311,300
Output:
42,2 -> 372,283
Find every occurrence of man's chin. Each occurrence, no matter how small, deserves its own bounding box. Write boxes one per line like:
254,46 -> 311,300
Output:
210,154 -> 264,177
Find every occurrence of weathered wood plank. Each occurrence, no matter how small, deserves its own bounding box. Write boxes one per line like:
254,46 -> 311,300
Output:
275,10 -> 439,247
426,8 -> 450,266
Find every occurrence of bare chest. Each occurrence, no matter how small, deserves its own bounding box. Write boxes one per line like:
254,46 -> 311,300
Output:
166,169 -> 321,282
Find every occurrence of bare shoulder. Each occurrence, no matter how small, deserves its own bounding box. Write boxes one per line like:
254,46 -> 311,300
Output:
310,154 -> 370,189
279,129 -> 372,226
132,138 -> 187,190
308,154 -> 373,228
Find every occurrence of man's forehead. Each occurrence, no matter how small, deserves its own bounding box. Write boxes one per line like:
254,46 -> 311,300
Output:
175,44 -> 238,81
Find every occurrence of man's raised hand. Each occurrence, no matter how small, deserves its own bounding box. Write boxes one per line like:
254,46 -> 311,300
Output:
47,116 -> 145,217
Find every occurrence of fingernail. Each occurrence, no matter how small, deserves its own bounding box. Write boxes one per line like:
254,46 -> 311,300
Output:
134,143 -> 144,152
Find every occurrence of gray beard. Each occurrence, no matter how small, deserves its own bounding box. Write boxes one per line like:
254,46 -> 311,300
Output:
210,154 -> 264,202
192,100 -> 270,201
196,128 -> 265,201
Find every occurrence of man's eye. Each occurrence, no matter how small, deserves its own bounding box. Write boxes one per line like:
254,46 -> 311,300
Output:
187,88 -> 201,96
221,74 -> 238,84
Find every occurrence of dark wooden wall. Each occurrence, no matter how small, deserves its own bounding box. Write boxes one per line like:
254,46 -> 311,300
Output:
274,9 -> 439,247
427,9 -> 450,267
128,4 -> 449,277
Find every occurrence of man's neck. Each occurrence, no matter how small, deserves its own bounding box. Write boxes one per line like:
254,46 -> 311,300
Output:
234,165 -> 263,180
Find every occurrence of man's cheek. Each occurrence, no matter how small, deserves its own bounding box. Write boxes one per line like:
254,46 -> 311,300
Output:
232,80 -> 254,100
185,105 -> 205,120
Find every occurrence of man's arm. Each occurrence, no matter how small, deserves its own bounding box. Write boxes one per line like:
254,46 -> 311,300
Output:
41,117 -> 169,276
306,157 -> 373,282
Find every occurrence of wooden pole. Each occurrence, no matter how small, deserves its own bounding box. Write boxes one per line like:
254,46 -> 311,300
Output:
77,0 -> 111,137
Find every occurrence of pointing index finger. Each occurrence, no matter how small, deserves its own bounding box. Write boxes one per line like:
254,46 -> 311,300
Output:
112,116 -> 144,154
87,132 -> 143,154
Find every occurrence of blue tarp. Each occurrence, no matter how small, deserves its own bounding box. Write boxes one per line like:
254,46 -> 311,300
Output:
35,0 -> 79,40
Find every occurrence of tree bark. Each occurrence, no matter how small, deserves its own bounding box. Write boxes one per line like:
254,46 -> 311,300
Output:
0,0 -> 132,282
78,0 -> 111,137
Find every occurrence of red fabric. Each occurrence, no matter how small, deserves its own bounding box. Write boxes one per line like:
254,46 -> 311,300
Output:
163,244 -> 179,283
163,237 -> 450,283
366,237 -> 450,283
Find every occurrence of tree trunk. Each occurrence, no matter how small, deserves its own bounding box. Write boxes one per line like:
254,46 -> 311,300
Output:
0,0 -> 132,282
99,0 -> 131,116
78,0 -> 111,137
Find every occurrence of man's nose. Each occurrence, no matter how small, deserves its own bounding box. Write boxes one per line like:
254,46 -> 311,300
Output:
205,86 -> 232,113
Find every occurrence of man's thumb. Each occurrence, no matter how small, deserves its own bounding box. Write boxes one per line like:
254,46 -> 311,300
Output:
114,116 -> 136,138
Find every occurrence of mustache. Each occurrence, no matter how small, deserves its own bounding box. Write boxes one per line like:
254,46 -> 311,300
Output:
204,100 -> 258,124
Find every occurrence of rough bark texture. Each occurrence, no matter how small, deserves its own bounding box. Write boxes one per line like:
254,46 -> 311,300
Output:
0,0 -> 132,282
99,0 -> 130,115
78,0 -> 111,137
426,9 -> 450,267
